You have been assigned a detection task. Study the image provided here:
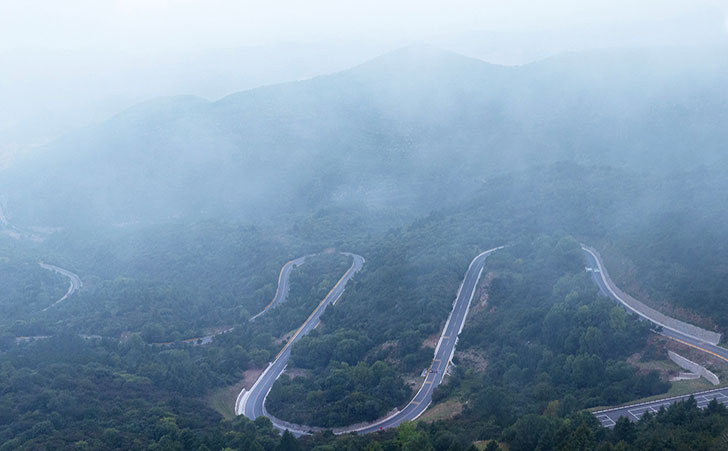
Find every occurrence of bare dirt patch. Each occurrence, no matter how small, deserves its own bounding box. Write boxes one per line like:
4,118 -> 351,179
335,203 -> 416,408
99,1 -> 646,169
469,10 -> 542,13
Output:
416,399 -> 463,423
404,374 -> 425,391
626,335 -> 675,379
206,367 -> 267,420
422,332 -> 439,349
283,367 -> 311,380
455,349 -> 488,372
458,272 -> 494,342
627,353 -> 680,380
242,368 -> 264,389
379,340 -> 397,351
470,272 -> 494,314
274,330 -> 295,346
664,339 -> 728,378
205,373 -> 250,420
472,440 -> 505,450
628,334 -> 728,382
364,339 -> 399,364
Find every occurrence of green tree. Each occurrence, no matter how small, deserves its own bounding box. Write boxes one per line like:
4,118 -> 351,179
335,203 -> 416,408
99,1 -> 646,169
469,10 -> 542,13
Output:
277,431 -> 300,451
612,417 -> 635,444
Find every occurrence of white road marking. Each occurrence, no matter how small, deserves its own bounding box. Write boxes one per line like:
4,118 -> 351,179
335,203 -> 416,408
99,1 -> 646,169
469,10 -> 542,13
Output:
239,247 -> 504,435
596,415 -> 615,427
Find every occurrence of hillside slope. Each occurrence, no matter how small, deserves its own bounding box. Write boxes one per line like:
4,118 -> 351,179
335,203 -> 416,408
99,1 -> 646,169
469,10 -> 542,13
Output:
2,45 -> 727,226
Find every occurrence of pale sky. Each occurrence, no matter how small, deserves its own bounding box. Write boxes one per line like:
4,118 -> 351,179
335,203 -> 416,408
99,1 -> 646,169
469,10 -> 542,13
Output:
2,0 -> 728,54
1,0 -> 728,165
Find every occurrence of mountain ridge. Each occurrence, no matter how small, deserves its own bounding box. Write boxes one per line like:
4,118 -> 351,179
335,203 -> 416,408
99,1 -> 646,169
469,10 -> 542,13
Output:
2,44 -> 727,227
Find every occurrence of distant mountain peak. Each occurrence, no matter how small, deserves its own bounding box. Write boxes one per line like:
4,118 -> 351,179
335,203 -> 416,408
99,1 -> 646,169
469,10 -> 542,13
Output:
351,43 -> 493,70
334,43 -> 505,88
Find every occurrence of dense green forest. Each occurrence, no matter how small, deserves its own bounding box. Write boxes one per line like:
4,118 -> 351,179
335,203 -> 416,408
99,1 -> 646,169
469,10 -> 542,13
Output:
298,398 -> 728,450
457,236 -> 668,412
265,206 -> 502,426
0,256 -> 67,320
2,39 -> 728,451
2,223 -> 349,339
3,160 -> 728,449
263,234 -> 671,436
259,161 -> 691,427
431,236 -> 670,448
268,358 -> 411,427
0,249 -> 354,449
598,162 -> 728,331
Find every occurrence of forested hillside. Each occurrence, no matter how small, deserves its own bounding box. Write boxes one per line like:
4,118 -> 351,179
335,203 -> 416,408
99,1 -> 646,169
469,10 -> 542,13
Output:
2,42 -> 728,450
4,158 -> 728,444
2,46 -> 727,226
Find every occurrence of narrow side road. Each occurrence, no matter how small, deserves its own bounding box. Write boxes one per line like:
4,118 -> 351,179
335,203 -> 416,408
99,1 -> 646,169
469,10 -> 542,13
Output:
39,262 -> 83,311
17,254 -> 313,344
249,255 -> 309,321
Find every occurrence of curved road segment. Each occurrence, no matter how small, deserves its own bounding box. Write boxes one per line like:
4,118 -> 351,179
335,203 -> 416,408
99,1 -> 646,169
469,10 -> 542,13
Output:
238,246 -> 503,435
583,246 -> 728,427
249,255 -> 309,321
236,252 -> 365,425
350,246 -> 503,434
582,247 -> 728,362
39,262 -> 83,311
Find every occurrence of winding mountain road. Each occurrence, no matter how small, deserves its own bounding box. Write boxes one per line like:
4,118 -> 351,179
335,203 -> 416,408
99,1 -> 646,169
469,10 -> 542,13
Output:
350,246 -> 502,434
583,246 -> 728,427
237,246 -> 503,435
583,247 -> 728,363
39,262 -> 83,311
249,255 -> 309,321
236,252 -> 365,427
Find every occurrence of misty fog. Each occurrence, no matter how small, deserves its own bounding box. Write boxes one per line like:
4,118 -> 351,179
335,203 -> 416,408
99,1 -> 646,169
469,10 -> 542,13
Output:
2,1 -> 728,450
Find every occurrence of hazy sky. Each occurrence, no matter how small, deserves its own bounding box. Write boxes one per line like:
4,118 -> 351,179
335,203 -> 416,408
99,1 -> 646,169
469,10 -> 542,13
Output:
2,0 -> 727,54
2,0 -> 727,163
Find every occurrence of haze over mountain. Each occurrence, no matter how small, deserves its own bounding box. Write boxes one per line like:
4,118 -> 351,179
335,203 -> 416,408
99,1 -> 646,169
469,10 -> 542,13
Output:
7,0 -> 728,449
2,44 -> 727,227
0,41 -> 394,168
4,7 -> 723,169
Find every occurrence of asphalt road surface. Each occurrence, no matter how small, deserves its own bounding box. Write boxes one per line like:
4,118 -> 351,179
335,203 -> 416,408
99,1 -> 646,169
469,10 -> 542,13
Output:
350,247 -> 503,434
236,253 -> 365,429
238,246 -> 502,435
249,255 -> 309,321
594,387 -> 728,427
583,247 -> 728,363
583,246 -> 728,426
39,262 -> 83,311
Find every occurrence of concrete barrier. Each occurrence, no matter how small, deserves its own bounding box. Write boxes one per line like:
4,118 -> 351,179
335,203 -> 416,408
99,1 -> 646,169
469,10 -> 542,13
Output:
583,246 -> 722,346
668,350 -> 719,385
